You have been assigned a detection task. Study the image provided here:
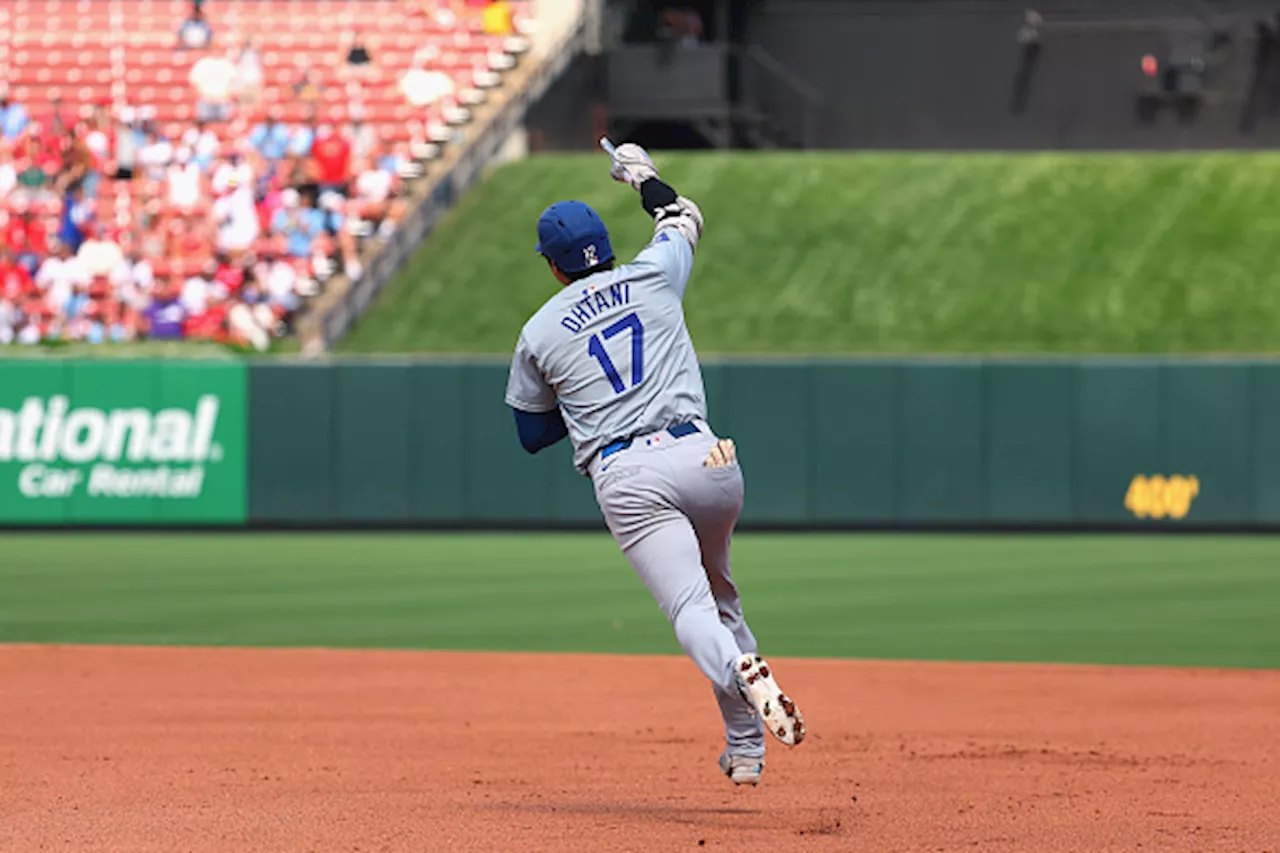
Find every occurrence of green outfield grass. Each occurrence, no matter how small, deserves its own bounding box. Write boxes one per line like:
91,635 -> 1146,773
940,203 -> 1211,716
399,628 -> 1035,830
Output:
338,152 -> 1280,355
1,533 -> 1276,668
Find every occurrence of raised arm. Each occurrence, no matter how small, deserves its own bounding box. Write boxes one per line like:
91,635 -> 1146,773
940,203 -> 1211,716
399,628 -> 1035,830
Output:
607,142 -> 704,298
608,143 -> 704,252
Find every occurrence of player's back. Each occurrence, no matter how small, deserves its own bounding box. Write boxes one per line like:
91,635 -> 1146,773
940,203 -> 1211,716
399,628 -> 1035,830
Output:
515,233 -> 706,473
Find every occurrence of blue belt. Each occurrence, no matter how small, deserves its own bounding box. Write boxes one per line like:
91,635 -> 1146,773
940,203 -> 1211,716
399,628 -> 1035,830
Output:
600,422 -> 700,462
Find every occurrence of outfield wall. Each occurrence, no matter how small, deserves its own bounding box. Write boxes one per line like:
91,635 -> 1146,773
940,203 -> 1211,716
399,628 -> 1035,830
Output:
2,359 -> 1278,528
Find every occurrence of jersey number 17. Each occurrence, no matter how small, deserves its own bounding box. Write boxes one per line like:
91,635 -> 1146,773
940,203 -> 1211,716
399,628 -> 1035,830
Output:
588,312 -> 644,394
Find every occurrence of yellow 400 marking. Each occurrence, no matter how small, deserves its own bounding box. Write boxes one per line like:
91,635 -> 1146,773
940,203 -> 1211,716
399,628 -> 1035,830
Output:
1124,474 -> 1200,520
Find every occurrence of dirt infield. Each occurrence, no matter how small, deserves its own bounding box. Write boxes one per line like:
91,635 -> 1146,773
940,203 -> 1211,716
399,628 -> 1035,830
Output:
1,646 -> 1276,852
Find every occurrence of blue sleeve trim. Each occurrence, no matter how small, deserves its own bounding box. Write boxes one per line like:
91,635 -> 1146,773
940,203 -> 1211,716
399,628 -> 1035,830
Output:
513,407 -> 569,454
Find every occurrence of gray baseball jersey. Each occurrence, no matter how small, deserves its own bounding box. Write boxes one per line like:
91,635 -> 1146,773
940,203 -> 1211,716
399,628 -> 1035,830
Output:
506,188 -> 772,765
505,227 -> 707,474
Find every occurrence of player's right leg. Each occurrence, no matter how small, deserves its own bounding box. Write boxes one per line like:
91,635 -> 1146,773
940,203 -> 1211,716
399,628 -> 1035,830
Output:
685,488 -> 767,763
670,435 -> 806,752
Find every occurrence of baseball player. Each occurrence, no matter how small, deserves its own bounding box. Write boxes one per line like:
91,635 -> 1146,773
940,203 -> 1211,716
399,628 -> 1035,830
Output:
504,143 -> 805,786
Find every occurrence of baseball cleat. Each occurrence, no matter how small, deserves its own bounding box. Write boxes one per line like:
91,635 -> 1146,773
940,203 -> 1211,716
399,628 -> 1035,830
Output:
736,654 -> 806,746
719,750 -> 764,786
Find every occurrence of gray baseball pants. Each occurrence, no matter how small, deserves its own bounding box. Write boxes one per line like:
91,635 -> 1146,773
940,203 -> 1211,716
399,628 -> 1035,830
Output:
589,420 -> 765,757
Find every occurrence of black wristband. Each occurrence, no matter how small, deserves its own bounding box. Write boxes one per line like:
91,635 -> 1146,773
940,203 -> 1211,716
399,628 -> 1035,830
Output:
639,178 -> 679,217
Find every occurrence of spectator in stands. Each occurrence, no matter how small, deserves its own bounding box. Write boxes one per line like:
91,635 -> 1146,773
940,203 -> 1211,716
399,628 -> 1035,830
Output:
61,287 -> 92,339
13,126 -> 53,198
341,28 -> 375,81
348,106 -> 378,163
36,239 -> 88,318
56,186 -> 92,254
188,289 -> 234,342
5,195 -> 36,242
81,299 -> 110,343
234,37 -> 265,111
0,296 -> 14,344
0,248 -> 34,303
77,224 -> 124,281
180,261 -> 217,318
230,266 -> 278,345
292,56 -> 323,113
82,117 -> 111,185
310,125 -> 351,197
250,108 -> 293,162
254,248 -> 300,317
184,121 -> 221,171
57,128 -> 94,196
138,202 -> 167,257
382,188 -> 409,241
6,207 -> 45,276
400,47 -> 456,108
377,136 -> 417,178
190,50 -> 238,122
212,251 -> 244,293
121,302 -> 147,342
139,131 -> 175,182
177,0 -> 213,50
45,95 -> 70,139
416,0 -> 464,28
166,213 -> 206,271
63,292 -> 95,342
144,279 -> 187,340
227,297 -> 272,351
113,107 -> 143,181
112,246 -> 155,311
482,0 -> 515,36
352,155 -> 396,234
271,188 -> 319,259
212,146 -> 253,195
212,154 -> 260,257
287,119 -> 316,160
319,192 -> 362,280
0,88 -> 29,141
0,142 -> 16,198
22,302 -> 51,344
167,147 -> 203,214
90,299 -> 126,344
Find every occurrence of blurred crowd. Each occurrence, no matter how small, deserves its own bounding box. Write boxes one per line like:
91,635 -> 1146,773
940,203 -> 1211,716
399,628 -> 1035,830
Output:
0,0 -> 522,350
0,94 -> 414,350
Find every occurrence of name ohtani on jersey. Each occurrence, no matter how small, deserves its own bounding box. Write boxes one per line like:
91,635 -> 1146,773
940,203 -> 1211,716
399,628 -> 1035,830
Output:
559,282 -> 632,335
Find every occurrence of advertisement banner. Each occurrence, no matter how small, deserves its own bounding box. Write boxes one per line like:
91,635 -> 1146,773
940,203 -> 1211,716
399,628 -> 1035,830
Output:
0,361 -> 247,524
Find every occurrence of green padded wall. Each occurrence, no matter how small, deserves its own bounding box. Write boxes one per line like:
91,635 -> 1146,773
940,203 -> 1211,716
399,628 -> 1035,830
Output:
239,358 -> 1280,528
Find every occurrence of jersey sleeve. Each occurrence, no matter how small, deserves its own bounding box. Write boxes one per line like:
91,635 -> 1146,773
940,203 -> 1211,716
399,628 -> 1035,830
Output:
631,178 -> 701,299
632,228 -> 696,299
504,330 -> 557,413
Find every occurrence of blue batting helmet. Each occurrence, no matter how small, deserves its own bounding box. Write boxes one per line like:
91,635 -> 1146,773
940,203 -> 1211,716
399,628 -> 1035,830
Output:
534,200 -> 614,274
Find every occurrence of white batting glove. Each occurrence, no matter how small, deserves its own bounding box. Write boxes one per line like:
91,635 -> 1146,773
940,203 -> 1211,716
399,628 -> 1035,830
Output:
703,438 -> 737,468
609,143 -> 659,190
